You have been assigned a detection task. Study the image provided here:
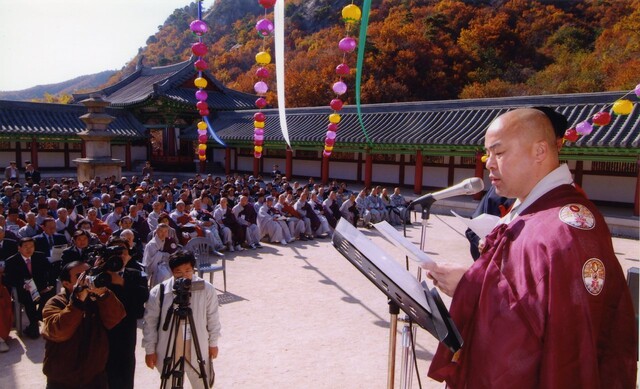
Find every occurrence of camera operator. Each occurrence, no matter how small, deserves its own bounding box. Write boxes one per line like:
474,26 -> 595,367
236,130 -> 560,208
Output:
102,237 -> 149,389
142,250 -> 221,389
42,260 -> 126,389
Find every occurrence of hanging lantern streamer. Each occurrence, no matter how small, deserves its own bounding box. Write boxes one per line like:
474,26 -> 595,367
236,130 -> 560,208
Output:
274,0 -> 291,149
324,2 -> 362,158
253,0 -> 277,159
355,0 -> 372,146
563,82 -> 639,144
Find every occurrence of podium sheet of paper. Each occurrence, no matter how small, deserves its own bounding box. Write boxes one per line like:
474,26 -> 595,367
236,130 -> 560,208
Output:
335,219 -> 430,312
451,211 -> 500,239
372,221 -> 436,270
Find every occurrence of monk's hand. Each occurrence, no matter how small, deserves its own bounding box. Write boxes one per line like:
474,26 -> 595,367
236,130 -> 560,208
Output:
426,262 -> 469,297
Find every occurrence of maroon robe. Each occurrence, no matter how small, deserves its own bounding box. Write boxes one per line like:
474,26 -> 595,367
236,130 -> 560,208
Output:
428,184 -> 636,388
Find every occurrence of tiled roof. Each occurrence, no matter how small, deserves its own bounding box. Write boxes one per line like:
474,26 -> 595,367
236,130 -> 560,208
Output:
206,91 -> 639,152
0,100 -> 146,138
72,58 -> 257,110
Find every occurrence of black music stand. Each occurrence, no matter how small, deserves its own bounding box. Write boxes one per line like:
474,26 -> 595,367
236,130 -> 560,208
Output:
332,219 -> 462,353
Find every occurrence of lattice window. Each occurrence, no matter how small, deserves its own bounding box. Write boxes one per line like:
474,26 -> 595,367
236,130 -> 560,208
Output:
150,129 -> 164,157
237,147 -> 253,156
69,143 -> 82,150
332,152 -> 355,160
372,154 -> 396,162
408,155 -> 446,164
591,161 -> 637,175
266,148 -> 286,157
296,150 -> 318,158
0,141 -> 10,150
39,142 -> 60,150
460,156 -> 475,166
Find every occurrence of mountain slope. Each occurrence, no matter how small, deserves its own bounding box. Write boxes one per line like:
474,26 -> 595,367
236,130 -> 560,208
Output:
0,70 -> 116,101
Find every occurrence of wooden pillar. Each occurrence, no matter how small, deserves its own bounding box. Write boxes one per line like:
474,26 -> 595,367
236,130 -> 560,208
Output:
634,158 -> 639,216
357,152 -> 362,183
285,147 -> 293,179
125,143 -> 132,171
15,142 -> 21,168
474,150 -> 485,200
321,156 -> 330,185
414,150 -> 423,194
64,142 -> 70,168
224,148 -> 231,175
253,156 -> 259,177
199,160 -> 206,174
447,156 -> 455,187
574,160 -> 584,187
399,154 -> 405,186
81,140 -> 87,158
166,127 -> 176,156
30,137 -> 38,169
365,152 -> 373,188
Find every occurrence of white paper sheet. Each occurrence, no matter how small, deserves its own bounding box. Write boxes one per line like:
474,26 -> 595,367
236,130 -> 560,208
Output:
372,221 -> 436,270
450,211 -> 500,239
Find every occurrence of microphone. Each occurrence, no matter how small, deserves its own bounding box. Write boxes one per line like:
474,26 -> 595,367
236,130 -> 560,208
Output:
408,177 -> 485,210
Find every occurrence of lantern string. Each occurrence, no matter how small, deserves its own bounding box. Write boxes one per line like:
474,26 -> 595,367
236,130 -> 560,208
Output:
274,0 -> 291,148
355,0 -> 372,146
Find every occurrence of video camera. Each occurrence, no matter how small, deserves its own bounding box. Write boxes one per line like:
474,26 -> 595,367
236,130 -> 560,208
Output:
172,277 -> 204,308
86,245 -> 125,289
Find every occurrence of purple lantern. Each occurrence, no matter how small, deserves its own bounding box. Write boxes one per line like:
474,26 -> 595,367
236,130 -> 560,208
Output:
323,150 -> 332,157
254,81 -> 269,94
190,20 -> 209,36
254,134 -> 264,141
635,83 -> 640,98
326,131 -> 337,140
332,81 -> 347,95
254,128 -> 264,136
256,19 -> 274,37
576,121 -> 593,135
195,90 -> 208,101
256,67 -> 270,79
338,37 -> 357,53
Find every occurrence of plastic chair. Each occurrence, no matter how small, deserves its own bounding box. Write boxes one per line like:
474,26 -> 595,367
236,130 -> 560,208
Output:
184,237 -> 226,292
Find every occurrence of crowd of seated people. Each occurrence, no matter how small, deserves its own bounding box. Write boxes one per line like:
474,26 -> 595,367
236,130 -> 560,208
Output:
0,169 -> 412,349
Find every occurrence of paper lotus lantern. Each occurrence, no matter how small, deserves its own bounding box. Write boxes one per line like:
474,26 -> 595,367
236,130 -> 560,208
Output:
254,112 -> 266,121
635,83 -> 640,98
342,4 -> 362,23
612,99 -> 633,115
592,111 -> 611,126
254,146 -> 263,153
196,101 -> 208,111
326,130 -> 337,139
575,121 -> 593,135
336,63 -> 350,76
191,42 -> 207,57
564,128 -> 579,142
254,81 -> 269,94
194,77 -> 207,89
329,113 -> 341,124
198,134 -> 208,143
254,128 -> 264,136
332,81 -> 347,95
330,99 -> 343,111
327,123 -> 338,132
256,19 -> 274,37
254,152 -> 262,158
194,59 -> 208,71
199,155 -> 206,161
254,120 -> 265,128
338,37 -> 357,53
256,67 -> 269,78
198,144 -> 207,151
256,51 -> 271,65
199,109 -> 210,116
195,90 -> 208,101
325,137 -> 336,147
258,0 -> 276,8
190,20 -> 209,36
255,97 -> 267,109
197,121 -> 207,130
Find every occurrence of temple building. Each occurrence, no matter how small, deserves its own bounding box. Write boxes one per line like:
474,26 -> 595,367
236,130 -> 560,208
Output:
0,58 -> 638,214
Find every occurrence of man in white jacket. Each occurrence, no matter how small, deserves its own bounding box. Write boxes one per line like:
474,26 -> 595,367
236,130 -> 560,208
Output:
142,250 -> 221,389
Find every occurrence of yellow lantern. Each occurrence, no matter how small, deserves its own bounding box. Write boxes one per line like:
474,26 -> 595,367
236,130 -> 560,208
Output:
254,145 -> 263,153
254,121 -> 265,128
199,155 -> 206,161
198,144 -> 207,150
342,4 -> 362,23
612,99 -> 633,115
194,77 -> 208,89
325,146 -> 334,152
481,155 -> 488,163
256,51 -> 271,65
329,113 -> 341,124
197,121 -> 207,131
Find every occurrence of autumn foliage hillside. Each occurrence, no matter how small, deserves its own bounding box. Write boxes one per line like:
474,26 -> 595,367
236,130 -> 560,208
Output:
106,0 -> 640,107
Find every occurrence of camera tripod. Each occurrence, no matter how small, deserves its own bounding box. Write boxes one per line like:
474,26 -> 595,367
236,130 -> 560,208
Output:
160,301 -> 210,389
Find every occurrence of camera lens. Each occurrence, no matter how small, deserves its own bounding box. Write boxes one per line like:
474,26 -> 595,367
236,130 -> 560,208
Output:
87,272 -> 111,289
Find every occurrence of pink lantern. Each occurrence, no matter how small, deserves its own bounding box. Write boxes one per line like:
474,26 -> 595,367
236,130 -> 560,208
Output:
254,128 -> 264,136
338,37 -> 357,53
326,131 -> 337,140
256,19 -> 274,37
327,123 -> 338,132
195,90 -> 208,101
254,134 -> 264,141
194,59 -> 208,71
255,97 -> 267,109
323,150 -> 332,157
332,81 -> 347,95
575,121 -> 593,135
592,112 -> 611,126
254,81 -> 269,94
325,137 -> 336,147
196,101 -> 208,111
336,63 -> 350,76
198,134 -> 208,143
191,42 -> 207,57
198,149 -> 206,156
190,20 -> 209,36
330,99 -> 343,111
635,83 -> 640,98
255,139 -> 264,146
198,129 -> 207,135
256,67 -> 269,79
254,112 -> 266,122
199,109 -> 210,116
254,152 -> 262,158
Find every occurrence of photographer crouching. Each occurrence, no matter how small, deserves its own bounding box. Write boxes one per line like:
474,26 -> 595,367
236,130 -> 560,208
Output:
104,237 -> 150,389
41,261 -> 126,389
142,250 -> 221,389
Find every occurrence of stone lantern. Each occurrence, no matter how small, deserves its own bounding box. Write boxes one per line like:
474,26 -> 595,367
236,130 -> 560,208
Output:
72,94 -> 124,182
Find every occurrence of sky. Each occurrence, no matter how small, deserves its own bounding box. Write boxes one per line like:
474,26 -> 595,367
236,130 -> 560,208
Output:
0,0 -> 191,91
